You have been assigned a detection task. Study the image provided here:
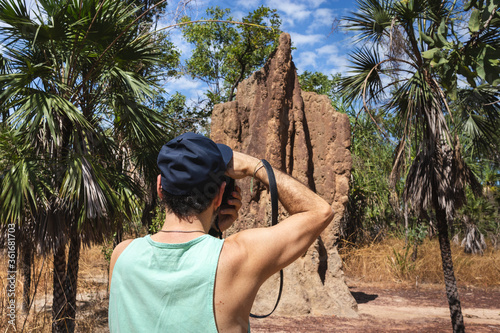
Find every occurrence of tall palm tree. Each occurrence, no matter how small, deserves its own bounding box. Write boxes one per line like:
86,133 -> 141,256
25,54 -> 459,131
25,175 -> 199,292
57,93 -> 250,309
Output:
0,0 -> 172,331
341,0 -> 499,332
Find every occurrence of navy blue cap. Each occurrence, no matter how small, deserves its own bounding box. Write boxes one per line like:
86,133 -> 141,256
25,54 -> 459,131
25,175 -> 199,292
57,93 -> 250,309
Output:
157,132 -> 233,195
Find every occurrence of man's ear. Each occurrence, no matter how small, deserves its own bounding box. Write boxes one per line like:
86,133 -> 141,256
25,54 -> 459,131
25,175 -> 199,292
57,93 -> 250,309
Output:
157,174 -> 163,200
214,181 -> 226,209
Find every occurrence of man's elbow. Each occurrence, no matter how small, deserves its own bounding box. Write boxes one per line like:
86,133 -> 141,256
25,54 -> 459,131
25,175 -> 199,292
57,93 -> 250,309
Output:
318,202 -> 334,226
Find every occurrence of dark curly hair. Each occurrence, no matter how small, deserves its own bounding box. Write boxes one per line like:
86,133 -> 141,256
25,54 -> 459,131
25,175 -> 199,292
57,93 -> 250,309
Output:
160,185 -> 220,218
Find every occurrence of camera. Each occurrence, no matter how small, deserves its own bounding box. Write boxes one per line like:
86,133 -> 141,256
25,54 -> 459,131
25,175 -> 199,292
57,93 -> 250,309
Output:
221,175 -> 235,208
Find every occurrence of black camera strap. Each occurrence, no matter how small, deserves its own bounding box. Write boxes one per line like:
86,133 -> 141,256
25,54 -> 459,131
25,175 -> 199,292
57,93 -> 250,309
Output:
249,159 -> 283,319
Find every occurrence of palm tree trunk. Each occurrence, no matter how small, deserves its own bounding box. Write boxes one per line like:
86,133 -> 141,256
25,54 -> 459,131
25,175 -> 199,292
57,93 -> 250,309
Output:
436,207 -> 465,333
52,232 -> 81,333
64,234 -> 81,333
22,245 -> 32,312
52,243 -> 67,333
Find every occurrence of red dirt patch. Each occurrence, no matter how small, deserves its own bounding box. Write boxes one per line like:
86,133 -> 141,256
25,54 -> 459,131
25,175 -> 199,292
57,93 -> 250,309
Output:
249,282 -> 500,332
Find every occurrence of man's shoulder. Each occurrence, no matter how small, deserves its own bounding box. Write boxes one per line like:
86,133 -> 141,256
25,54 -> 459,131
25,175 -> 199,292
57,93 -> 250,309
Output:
115,238 -> 135,251
111,239 -> 136,265
219,232 -> 250,268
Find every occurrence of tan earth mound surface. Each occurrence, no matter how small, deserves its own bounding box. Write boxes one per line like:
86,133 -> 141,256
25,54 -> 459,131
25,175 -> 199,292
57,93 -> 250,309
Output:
211,32 -> 356,317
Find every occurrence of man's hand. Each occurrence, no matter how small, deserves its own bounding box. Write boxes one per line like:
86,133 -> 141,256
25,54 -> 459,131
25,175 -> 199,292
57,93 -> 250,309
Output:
216,185 -> 242,232
225,152 -> 260,180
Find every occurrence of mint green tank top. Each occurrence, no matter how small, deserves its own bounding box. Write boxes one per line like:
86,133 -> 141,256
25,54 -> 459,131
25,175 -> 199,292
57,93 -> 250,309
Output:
109,234 -> 226,332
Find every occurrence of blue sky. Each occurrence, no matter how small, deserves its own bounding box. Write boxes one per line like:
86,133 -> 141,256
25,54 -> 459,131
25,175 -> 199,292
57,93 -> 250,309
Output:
0,0 -> 359,103
160,0 -> 359,102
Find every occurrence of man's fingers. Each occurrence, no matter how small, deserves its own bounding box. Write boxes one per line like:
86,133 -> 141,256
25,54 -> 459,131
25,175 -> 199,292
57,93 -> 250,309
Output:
234,197 -> 242,207
218,208 -> 238,232
231,185 -> 242,200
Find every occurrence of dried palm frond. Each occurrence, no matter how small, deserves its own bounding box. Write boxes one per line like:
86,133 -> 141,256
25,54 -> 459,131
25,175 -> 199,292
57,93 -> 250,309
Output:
461,219 -> 487,255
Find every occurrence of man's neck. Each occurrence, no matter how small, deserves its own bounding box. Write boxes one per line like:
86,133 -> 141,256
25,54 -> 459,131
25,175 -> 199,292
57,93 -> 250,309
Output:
162,212 -> 208,233
150,206 -> 216,243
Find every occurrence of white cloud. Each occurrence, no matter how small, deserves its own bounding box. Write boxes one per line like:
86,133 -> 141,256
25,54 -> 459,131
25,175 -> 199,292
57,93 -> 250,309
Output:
324,55 -> 350,74
267,0 -> 311,27
316,44 -> 340,55
307,8 -> 335,33
290,32 -> 324,46
294,51 -> 318,71
231,10 -> 246,21
308,43 -> 351,75
163,76 -> 203,95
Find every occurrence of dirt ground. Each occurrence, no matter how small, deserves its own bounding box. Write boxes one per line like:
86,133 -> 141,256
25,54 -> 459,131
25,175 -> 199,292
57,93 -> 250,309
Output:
76,277 -> 500,332
8,245 -> 499,332
248,280 -> 500,333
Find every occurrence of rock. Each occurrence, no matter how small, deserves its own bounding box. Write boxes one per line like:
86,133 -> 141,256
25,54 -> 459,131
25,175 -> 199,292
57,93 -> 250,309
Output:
211,33 -> 357,317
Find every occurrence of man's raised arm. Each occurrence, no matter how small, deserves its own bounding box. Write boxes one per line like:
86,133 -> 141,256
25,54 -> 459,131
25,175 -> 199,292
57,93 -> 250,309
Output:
225,152 -> 334,282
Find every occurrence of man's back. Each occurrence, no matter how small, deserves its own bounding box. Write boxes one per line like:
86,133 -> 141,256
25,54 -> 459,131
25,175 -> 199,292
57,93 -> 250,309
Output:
109,235 -> 223,332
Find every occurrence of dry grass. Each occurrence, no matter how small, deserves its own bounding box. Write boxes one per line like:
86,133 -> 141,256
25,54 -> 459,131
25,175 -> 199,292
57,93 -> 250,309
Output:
340,237 -> 500,287
0,245 -> 109,332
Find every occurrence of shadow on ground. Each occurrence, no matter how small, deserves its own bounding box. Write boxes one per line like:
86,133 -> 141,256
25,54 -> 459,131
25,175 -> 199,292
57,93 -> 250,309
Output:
350,291 -> 378,304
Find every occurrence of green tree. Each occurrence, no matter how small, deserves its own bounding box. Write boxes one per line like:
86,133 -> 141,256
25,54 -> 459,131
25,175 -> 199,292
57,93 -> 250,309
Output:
181,5 -> 281,112
299,71 -> 338,101
127,0 -> 169,27
156,92 -> 205,135
451,86 -> 500,253
0,0 -> 173,331
341,0 -> 500,331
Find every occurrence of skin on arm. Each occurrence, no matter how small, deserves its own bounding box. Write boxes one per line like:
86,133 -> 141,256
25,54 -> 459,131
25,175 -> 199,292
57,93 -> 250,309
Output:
213,152 -> 334,332
226,152 -> 334,280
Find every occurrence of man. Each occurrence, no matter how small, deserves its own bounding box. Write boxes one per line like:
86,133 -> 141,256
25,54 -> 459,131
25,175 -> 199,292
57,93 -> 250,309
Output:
108,132 -> 334,332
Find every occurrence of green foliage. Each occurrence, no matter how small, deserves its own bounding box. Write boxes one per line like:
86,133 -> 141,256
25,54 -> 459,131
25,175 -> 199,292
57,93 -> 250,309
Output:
457,160 -> 500,236
389,245 -> 416,279
126,0 -> 169,26
347,109 -> 399,241
407,223 -> 428,246
181,6 -> 281,113
298,71 -> 342,102
154,92 -> 210,135
101,235 -> 115,263
149,206 -> 166,234
0,1 -> 180,328
0,0 -> 173,247
450,87 -> 500,160
297,2 -> 500,255
342,0 -> 499,221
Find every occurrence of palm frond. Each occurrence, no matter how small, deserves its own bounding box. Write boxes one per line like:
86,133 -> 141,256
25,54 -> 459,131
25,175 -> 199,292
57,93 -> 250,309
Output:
0,0 -> 172,251
7,90 -> 91,144
0,131 -> 52,223
105,67 -> 157,100
343,0 -> 392,44
455,85 -> 500,157
341,46 -> 385,103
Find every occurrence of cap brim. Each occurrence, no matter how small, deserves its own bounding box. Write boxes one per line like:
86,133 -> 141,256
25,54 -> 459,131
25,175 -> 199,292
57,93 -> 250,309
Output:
216,143 -> 233,167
